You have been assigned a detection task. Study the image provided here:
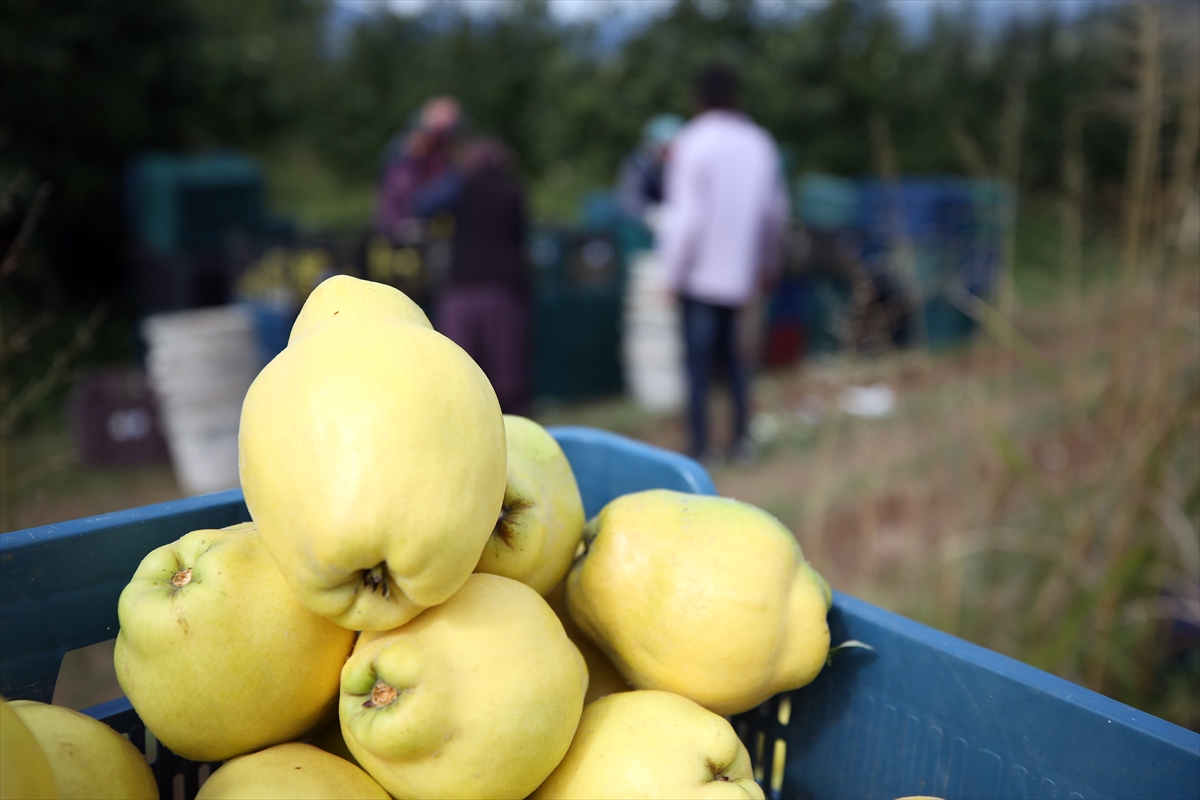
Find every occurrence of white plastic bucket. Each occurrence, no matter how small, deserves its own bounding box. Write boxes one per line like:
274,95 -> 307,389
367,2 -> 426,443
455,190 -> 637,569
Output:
621,250 -> 686,412
142,306 -> 262,496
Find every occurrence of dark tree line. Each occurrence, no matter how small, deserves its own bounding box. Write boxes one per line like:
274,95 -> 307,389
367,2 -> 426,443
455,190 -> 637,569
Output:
0,0 -> 1191,306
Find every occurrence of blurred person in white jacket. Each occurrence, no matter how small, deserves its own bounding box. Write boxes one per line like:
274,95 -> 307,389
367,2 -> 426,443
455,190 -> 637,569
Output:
659,62 -> 790,464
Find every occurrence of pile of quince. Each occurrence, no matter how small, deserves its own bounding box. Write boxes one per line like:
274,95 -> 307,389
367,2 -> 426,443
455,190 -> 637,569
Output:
1,277 -> 833,800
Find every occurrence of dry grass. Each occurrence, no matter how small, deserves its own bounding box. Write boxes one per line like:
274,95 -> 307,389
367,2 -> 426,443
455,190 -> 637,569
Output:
707,262 -> 1199,730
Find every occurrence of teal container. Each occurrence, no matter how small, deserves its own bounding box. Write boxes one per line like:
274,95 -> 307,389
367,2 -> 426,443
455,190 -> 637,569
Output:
126,153 -> 264,256
899,247 -> 977,350
1,428 -> 1197,799
795,174 -> 859,232
579,190 -> 622,232
970,178 -> 1014,241
614,218 -> 654,260
806,276 -> 854,354
919,294 -> 976,350
534,290 -> 623,401
533,230 -> 625,403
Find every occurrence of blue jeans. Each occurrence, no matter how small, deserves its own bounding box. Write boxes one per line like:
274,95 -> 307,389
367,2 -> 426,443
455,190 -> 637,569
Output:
681,297 -> 748,458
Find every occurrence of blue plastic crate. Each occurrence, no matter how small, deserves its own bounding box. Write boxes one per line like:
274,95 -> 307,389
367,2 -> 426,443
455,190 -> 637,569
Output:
238,299 -> 298,365
856,179 -> 975,243
854,177 -> 1010,302
2,428 -> 1197,799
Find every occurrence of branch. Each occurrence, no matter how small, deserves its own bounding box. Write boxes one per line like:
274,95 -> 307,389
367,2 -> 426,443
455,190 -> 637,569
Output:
0,168 -> 33,217
1,182 -> 51,279
5,312 -> 53,354
0,301 -> 108,436
949,120 -> 992,178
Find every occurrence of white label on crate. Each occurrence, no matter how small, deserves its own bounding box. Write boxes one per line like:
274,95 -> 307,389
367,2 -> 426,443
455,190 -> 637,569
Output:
107,408 -> 152,442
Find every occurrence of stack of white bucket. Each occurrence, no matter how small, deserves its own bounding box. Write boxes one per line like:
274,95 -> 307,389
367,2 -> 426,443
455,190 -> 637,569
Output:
622,250 -> 686,412
142,306 -> 263,496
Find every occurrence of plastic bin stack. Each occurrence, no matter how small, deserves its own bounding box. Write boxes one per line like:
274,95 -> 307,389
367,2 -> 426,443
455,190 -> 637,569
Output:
141,306 -> 262,496
783,175 -> 864,358
531,226 -> 626,403
125,152 -> 267,315
621,248 -> 686,412
774,174 -> 1012,360
856,178 -> 996,350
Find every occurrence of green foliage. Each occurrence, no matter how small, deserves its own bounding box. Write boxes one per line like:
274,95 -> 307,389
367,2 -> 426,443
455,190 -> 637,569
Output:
1,0 -> 196,300
0,0 -> 326,301
308,1 -> 571,181
0,0 -> 1175,281
301,0 -> 1137,207
259,141 -> 374,232
0,0 -> 328,436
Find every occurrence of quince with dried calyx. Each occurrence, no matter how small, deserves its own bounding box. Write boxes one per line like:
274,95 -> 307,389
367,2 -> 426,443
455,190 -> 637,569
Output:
240,276 -> 506,631
340,574 -> 587,800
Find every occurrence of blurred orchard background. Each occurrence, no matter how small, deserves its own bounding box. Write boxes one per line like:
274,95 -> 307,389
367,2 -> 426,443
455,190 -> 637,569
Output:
1,0 -> 1197,729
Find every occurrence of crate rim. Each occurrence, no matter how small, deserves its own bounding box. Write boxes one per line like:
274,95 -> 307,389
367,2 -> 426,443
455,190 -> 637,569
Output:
0,487 -> 246,552
829,590 -> 1200,753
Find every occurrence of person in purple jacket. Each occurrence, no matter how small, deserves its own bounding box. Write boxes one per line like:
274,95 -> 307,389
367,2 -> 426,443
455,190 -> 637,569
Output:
658,63 -> 791,464
414,137 -> 532,415
375,97 -> 461,243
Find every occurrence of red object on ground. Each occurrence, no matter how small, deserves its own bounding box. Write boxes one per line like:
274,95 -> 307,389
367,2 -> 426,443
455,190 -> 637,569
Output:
764,321 -> 807,367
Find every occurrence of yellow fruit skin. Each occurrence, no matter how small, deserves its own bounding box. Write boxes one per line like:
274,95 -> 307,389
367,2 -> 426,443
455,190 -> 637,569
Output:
8,701 -> 155,800
0,696 -> 57,800
195,743 -> 389,800
240,315 -> 506,631
566,490 -> 832,717
339,574 -> 588,800
114,523 -> 357,763
288,274 -> 431,346
546,583 -> 631,705
475,415 -> 585,596
531,690 -> 764,800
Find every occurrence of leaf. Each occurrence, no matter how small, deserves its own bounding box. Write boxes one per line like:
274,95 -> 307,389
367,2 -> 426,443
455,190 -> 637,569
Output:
826,639 -> 875,666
